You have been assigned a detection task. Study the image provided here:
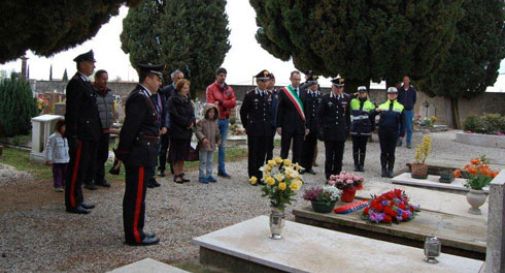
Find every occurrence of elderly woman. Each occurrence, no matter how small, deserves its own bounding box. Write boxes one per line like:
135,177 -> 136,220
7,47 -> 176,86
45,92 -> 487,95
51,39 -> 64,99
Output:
168,79 -> 196,183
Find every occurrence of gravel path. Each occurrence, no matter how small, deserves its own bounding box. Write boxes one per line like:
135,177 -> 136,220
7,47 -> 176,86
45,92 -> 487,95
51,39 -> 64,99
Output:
0,130 -> 503,272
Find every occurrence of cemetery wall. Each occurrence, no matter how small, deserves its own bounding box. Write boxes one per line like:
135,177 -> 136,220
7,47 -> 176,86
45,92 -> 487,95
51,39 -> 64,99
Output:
31,80 -> 505,128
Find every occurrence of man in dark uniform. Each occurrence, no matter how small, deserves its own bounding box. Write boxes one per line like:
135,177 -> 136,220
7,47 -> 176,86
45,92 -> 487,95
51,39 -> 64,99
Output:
276,71 -> 306,163
318,76 -> 351,179
301,75 -> 321,174
158,69 -> 184,177
115,63 -> 163,246
240,70 -> 273,182
266,73 -> 279,161
64,50 -> 101,214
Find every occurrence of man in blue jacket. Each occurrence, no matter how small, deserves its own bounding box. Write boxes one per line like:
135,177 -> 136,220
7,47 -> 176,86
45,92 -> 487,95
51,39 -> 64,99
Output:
397,75 -> 416,149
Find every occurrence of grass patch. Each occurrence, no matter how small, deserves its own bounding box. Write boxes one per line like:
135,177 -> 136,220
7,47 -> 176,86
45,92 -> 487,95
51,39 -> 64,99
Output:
1,145 -> 247,181
172,259 -> 230,273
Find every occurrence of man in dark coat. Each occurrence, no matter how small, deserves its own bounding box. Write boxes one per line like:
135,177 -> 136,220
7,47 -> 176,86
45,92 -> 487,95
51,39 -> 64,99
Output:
276,71 -> 306,164
301,75 -> 321,174
240,69 -> 273,182
115,63 -> 163,246
318,76 -> 351,179
64,50 -> 101,214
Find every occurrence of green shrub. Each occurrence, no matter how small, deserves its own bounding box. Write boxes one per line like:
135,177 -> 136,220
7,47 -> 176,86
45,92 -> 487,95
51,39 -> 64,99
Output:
0,73 -> 38,137
463,113 -> 505,134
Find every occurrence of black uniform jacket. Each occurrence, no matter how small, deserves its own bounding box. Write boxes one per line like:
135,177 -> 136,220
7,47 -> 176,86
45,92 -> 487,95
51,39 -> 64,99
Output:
240,88 -> 273,137
276,88 -> 306,135
318,92 -> 351,142
303,91 -> 322,132
65,73 -> 101,141
117,85 -> 161,167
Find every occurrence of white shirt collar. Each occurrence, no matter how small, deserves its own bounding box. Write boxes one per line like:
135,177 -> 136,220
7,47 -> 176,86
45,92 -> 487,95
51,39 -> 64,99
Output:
139,84 -> 153,96
78,72 -> 90,82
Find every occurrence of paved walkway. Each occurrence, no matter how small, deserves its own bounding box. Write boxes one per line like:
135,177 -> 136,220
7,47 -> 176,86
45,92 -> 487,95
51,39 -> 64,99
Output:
0,130 -> 502,272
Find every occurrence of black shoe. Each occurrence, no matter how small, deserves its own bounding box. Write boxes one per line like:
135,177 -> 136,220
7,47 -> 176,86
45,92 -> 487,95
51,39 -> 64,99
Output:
308,169 -> 316,175
144,231 -> 156,238
381,168 -> 388,178
126,235 -> 160,246
358,165 -> 365,172
218,172 -> 231,179
96,180 -> 111,188
388,169 -> 394,178
354,165 -> 360,172
66,205 -> 90,214
81,202 -> 95,210
174,175 -> 184,184
159,170 -> 166,177
84,183 -> 97,190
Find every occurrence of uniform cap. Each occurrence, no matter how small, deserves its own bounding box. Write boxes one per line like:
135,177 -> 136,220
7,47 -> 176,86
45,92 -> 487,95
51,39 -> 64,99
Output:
387,87 -> 398,93
357,86 -> 367,92
331,74 -> 345,87
137,63 -> 165,78
306,74 -> 319,86
255,69 -> 271,81
73,50 -> 95,63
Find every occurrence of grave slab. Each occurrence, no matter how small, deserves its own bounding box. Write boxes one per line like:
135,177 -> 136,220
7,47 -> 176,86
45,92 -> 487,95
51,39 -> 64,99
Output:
357,183 -> 488,219
107,258 -> 189,273
294,205 -> 486,259
391,172 -> 489,193
193,216 -> 483,273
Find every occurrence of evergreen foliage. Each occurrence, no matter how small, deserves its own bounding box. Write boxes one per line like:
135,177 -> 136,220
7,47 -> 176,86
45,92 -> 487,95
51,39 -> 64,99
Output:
0,74 -> 37,137
0,0 -> 142,63
121,0 -> 231,97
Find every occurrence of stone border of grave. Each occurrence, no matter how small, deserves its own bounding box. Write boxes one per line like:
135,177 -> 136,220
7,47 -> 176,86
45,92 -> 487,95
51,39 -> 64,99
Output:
455,132 -> 505,149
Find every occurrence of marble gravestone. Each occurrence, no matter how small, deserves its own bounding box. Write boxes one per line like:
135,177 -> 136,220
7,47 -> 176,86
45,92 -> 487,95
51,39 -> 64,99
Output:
482,170 -> 505,273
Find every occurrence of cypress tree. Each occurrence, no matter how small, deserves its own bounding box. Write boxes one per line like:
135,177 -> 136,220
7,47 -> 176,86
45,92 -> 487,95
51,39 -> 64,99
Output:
121,0 -> 231,97
422,0 -> 505,128
0,74 -> 37,137
0,0 -> 142,63
250,0 -> 464,91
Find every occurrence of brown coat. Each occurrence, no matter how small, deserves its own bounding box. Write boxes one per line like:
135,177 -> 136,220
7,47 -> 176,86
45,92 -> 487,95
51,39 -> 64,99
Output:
195,104 -> 221,151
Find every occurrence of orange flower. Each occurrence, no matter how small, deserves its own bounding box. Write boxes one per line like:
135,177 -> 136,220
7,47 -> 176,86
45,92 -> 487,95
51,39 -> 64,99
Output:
492,172 -> 498,178
468,167 -> 477,175
453,169 -> 461,178
471,158 -> 481,165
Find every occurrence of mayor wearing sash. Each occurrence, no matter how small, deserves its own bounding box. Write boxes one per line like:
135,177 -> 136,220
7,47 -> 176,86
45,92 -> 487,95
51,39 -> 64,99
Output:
276,71 -> 306,164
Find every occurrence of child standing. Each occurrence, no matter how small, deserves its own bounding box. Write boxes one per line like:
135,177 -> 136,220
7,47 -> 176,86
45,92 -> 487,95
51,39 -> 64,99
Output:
45,120 -> 69,192
195,104 -> 221,184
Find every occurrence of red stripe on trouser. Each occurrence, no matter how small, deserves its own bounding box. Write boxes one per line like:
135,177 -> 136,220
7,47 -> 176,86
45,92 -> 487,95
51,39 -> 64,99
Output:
69,141 -> 82,208
133,166 -> 144,243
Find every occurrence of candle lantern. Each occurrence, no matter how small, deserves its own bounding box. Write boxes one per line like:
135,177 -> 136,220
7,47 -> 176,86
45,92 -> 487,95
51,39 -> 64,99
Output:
424,236 -> 441,264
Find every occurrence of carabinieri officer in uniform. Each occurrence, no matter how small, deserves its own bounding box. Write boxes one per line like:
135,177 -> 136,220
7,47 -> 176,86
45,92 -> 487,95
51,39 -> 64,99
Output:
115,63 -> 164,246
318,76 -> 351,180
64,50 -> 101,214
301,75 -> 321,175
240,69 -> 273,183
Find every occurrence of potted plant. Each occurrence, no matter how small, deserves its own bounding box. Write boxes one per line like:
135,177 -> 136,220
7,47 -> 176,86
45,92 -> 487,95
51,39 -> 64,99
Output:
327,171 -> 364,202
411,134 -> 432,179
454,156 -> 498,215
249,157 -> 304,239
303,186 -> 340,213
438,169 -> 454,184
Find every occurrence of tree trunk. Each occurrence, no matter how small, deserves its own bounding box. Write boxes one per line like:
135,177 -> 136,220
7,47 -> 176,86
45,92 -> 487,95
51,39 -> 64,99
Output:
450,97 -> 461,129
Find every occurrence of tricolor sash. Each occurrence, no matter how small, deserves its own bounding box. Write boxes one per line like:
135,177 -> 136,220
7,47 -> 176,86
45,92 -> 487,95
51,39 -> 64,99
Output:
281,85 -> 305,121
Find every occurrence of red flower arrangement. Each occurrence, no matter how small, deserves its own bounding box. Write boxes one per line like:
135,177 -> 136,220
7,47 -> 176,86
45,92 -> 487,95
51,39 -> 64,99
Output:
362,189 -> 420,224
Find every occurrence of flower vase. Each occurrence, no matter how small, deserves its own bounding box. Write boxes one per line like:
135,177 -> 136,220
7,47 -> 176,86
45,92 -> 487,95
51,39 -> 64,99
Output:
269,208 -> 285,240
411,163 -> 428,179
341,187 -> 357,203
311,200 -> 337,213
466,189 -> 488,215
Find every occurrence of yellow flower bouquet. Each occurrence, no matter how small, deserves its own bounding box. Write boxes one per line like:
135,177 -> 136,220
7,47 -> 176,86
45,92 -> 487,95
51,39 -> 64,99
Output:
249,157 -> 304,211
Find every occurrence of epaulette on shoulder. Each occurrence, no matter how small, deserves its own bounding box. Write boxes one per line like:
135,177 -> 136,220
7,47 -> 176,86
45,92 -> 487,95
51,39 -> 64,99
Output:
246,89 -> 255,94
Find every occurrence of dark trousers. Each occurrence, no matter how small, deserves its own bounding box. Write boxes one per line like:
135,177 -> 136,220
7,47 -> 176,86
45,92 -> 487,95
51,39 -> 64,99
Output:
379,130 -> 399,169
247,135 -> 269,179
94,133 -> 110,185
266,129 -> 276,161
52,163 -> 68,188
65,138 -> 97,210
123,164 -> 152,244
324,140 -> 345,179
301,131 -> 318,171
159,133 -> 170,173
352,135 -> 369,167
280,131 -> 303,164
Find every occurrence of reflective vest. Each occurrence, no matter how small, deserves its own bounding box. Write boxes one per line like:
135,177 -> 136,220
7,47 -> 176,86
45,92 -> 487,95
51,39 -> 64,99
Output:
377,100 -> 404,132
350,98 -> 375,135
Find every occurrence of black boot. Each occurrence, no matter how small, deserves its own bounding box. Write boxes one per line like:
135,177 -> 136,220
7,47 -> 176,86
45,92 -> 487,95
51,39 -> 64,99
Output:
387,156 -> 395,178
380,154 -> 388,177
359,152 -> 366,172
353,152 -> 360,172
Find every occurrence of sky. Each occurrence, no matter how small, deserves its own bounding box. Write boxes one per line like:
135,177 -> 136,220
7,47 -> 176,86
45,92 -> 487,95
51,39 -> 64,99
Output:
1,1 -> 504,89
